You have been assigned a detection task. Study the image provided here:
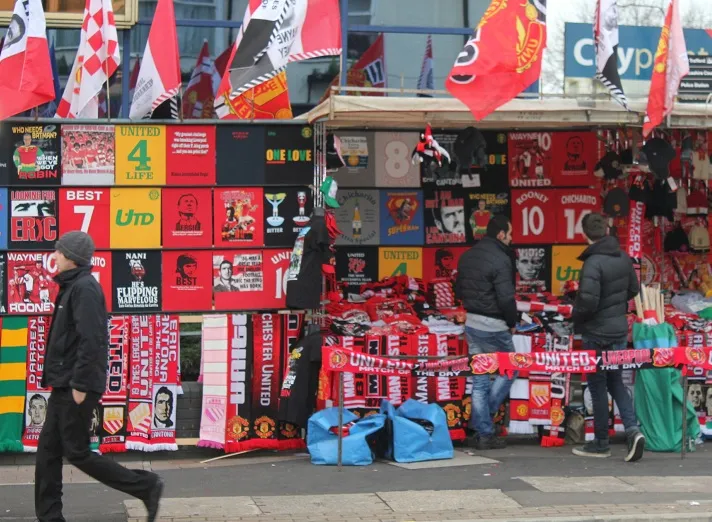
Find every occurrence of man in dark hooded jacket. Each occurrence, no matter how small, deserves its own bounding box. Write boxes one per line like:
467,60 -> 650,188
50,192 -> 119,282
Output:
571,213 -> 645,462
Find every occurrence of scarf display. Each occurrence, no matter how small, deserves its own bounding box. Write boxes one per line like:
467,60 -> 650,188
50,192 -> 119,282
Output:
197,315 -> 229,450
126,316 -> 155,450
0,317 -> 25,452
428,333 -> 466,441
22,317 -> 51,452
679,332 -> 712,439
98,316 -> 130,453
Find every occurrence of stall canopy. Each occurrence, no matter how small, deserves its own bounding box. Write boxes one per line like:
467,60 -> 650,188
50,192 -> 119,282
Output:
301,94 -> 712,130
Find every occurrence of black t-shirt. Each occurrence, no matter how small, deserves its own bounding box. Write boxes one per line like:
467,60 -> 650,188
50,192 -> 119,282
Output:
286,213 -> 333,310
278,332 -> 322,427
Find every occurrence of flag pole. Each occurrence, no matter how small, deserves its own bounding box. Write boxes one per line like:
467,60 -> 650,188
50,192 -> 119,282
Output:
179,84 -> 184,122
104,55 -> 112,121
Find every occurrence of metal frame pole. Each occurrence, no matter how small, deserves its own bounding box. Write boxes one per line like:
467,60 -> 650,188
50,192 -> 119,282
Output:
339,0 -> 349,88
681,372 -> 688,460
337,372 -> 344,470
121,29 -> 131,118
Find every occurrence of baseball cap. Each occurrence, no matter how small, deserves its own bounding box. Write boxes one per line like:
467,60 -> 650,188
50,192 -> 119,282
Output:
320,176 -> 340,208
642,138 -> 676,180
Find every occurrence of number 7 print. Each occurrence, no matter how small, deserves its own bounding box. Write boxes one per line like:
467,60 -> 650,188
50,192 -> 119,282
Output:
74,205 -> 95,233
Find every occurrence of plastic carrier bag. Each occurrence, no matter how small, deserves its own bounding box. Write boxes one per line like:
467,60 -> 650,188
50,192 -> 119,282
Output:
307,407 -> 386,466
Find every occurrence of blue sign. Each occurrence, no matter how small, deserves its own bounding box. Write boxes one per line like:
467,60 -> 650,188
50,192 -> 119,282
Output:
0,188 -> 7,250
379,190 -> 424,246
564,22 -> 712,80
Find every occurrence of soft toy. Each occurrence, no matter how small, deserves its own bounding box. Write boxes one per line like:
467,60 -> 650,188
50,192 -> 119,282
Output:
412,124 -> 451,168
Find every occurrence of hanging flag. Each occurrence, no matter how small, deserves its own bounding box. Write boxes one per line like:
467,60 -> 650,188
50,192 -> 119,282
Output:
643,0 -> 689,137
128,57 -> 140,99
130,0 -> 181,119
34,38 -> 61,118
214,0 -> 341,119
182,41 -> 222,119
0,0 -> 55,120
594,0 -> 627,108
225,70 -> 292,119
445,0 -> 547,121
417,35 -> 434,97
319,34 -> 386,103
56,0 -> 120,118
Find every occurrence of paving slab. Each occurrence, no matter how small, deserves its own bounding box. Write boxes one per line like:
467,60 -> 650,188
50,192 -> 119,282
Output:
619,475 -> 712,493
377,489 -> 520,512
383,453 -> 499,470
125,496 -> 260,518
517,476 -> 637,493
252,493 -> 390,515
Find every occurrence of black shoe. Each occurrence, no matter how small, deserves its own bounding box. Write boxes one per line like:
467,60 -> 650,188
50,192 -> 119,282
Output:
476,436 -> 507,450
572,440 -> 611,458
625,430 -> 645,462
144,476 -> 164,522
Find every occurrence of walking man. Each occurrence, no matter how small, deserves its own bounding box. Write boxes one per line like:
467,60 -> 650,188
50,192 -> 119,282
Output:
455,215 -> 518,449
35,231 -> 164,522
571,213 -> 645,461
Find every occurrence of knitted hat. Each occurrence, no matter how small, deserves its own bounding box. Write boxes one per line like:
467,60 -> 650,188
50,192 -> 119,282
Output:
604,187 -> 629,217
55,231 -> 95,266
689,224 -> 710,252
595,151 -> 623,180
664,225 -> 689,252
319,176 -> 340,208
686,190 -> 708,215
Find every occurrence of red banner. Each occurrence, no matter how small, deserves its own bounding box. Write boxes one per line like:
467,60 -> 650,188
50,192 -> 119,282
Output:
149,315 -> 179,450
126,316 -> 154,449
22,316 -> 51,452
675,345 -> 712,372
225,313 -> 252,452
99,315 -> 130,453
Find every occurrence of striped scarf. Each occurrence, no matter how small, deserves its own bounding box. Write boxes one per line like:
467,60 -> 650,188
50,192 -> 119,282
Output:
0,317 -> 28,452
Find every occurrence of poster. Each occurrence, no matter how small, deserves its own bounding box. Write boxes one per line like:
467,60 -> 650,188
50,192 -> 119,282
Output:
374,132 -> 421,187
264,125 -> 313,185
514,246 -> 552,293
213,187 -> 264,248
263,187 -> 313,247
335,247 -> 379,296
378,247 -> 423,279
109,188 -> 162,249
423,188 -> 466,245
60,124 -> 115,185
161,188 -> 212,248
330,131 -> 376,187
508,132 -> 554,188
262,248 -> 292,310
510,189 -> 557,245
90,252 -> 113,303
551,132 -> 598,187
551,245 -> 586,295
216,126 -> 265,185
58,188 -> 111,249
422,246 -> 469,284
379,190 -> 424,246
213,250 -> 276,310
166,126 -> 216,185
554,189 -> 600,244
7,252 -> 58,315
161,250 -> 213,312
334,189 -> 380,246
0,188 -> 8,249
111,250 -> 162,313
4,123 -> 60,185
464,175 -> 511,241
0,253 -> 7,313
114,125 -> 167,185
9,189 -> 58,250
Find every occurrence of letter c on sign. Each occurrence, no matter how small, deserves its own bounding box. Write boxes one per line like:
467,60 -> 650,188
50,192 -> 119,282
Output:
573,38 -> 594,67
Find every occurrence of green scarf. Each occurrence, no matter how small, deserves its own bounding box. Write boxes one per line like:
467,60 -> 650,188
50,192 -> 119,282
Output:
0,317 -> 29,452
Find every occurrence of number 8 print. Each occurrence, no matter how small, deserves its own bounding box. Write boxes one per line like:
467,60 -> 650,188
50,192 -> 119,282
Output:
384,140 -> 410,179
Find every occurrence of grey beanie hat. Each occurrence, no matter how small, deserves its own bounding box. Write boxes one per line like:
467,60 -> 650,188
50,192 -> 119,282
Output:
56,231 -> 95,266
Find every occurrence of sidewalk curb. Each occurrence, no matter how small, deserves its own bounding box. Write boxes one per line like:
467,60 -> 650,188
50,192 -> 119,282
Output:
438,513 -> 712,522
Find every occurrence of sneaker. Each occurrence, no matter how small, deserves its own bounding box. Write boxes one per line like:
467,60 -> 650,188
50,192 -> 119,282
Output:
476,436 -> 507,450
625,430 -> 645,462
144,476 -> 164,522
572,440 -> 611,458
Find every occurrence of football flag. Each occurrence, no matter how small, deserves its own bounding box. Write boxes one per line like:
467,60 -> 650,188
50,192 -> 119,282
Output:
56,0 -> 120,119
223,70 -> 292,119
130,0 -> 181,119
445,0 -> 547,121
319,34 -> 386,102
417,35 -> 433,97
214,0 -> 341,119
643,0 -> 689,137
182,41 -> 221,119
0,0 -> 55,120
594,0 -> 627,108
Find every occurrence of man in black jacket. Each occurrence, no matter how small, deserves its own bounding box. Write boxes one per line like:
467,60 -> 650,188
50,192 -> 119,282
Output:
571,213 -> 645,462
35,231 -> 164,522
455,215 -> 518,449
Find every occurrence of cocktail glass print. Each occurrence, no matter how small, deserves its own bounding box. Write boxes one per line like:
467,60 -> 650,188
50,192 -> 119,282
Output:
265,193 -> 286,227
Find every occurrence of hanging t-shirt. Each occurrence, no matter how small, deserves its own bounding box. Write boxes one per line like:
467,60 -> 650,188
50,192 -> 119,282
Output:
286,213 -> 334,310
278,332 -> 323,428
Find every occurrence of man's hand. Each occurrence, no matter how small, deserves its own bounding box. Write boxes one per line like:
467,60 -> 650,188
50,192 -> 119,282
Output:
72,389 -> 86,405
510,327 -> 517,335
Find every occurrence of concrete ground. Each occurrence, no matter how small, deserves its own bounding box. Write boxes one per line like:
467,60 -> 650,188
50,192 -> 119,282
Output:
1,440 -> 711,521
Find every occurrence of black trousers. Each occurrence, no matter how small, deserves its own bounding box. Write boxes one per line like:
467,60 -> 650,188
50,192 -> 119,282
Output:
35,388 -> 158,522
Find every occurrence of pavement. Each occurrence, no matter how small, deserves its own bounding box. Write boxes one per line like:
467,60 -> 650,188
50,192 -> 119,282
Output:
1,440 -> 712,521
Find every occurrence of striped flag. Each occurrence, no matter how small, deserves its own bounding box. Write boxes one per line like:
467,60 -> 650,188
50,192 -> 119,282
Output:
594,0 -> 627,108
417,35 -> 433,97
215,0 -> 341,119
130,0 -> 181,119
56,0 -> 120,118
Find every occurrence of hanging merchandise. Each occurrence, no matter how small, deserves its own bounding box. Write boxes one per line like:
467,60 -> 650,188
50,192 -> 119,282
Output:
0,317 -> 24,452
21,317 -> 50,452
642,138 -> 676,181
411,124 -> 451,170
97,316 -> 130,453
325,133 -> 346,171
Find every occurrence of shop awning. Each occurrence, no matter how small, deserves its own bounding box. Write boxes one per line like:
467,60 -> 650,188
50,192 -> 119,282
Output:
300,94 -> 712,130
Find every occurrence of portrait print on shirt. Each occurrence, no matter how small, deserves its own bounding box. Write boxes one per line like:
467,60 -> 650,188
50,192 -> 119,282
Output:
111,251 -> 162,313
424,188 -> 466,245
161,188 -> 212,248
4,123 -> 60,186
514,245 -> 552,293
9,189 -> 58,250
162,250 -> 212,312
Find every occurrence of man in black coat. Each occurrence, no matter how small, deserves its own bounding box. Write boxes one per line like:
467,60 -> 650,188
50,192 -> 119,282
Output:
35,231 -> 164,522
571,213 -> 645,462
455,215 -> 518,449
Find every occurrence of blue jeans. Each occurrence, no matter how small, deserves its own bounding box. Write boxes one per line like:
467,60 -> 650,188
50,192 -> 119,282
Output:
583,337 -> 638,441
466,327 -> 516,437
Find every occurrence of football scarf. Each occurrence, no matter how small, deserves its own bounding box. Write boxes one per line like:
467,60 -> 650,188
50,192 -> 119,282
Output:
98,315 -> 130,453
0,317 -> 26,453
22,317 -> 50,452
429,334 -> 466,441
197,315 -> 229,450
225,313 -> 253,453
126,316 -> 155,451
148,315 -> 180,451
277,314 -> 304,449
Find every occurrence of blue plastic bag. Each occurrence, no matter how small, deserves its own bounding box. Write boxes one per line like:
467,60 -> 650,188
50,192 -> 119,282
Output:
307,407 -> 386,466
380,399 -> 454,463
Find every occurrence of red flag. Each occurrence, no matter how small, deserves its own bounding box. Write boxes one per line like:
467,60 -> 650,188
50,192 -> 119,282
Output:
0,0 -> 55,119
445,0 -> 547,121
643,0 -> 689,137
319,34 -> 386,102
129,0 -> 181,119
182,41 -> 221,119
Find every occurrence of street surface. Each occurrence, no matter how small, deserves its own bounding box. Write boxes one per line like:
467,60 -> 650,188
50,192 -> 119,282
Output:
1,439 -> 711,521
